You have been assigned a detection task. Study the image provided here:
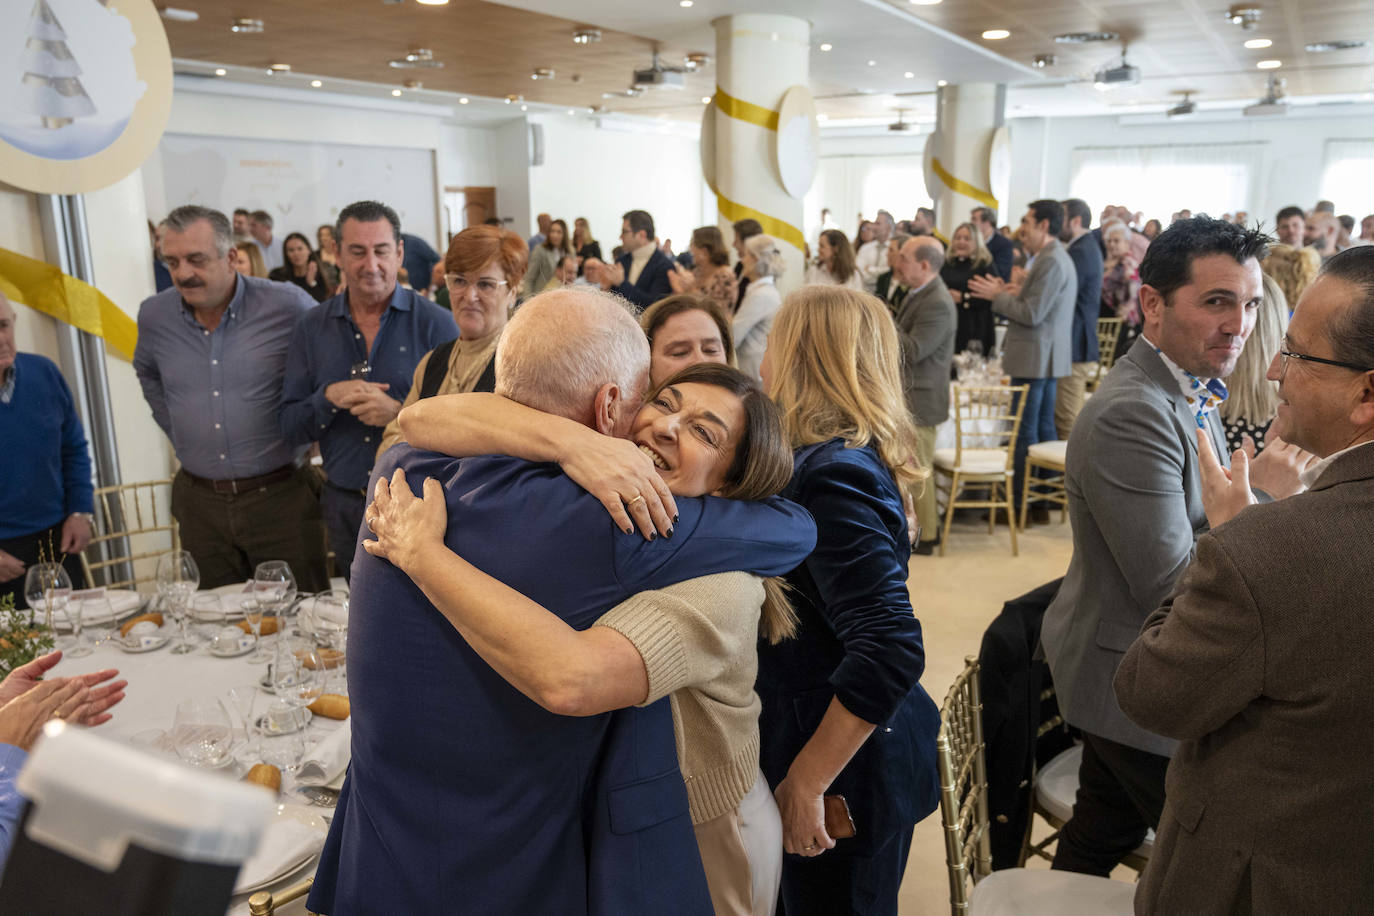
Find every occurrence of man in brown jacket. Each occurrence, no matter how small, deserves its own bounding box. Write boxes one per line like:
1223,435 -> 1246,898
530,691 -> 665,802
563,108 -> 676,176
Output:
1115,245 -> 1374,915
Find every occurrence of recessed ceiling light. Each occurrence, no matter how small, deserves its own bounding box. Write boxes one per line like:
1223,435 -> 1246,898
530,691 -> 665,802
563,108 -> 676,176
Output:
404,79 -> 422,90
391,89 -> 402,96
568,108 -> 575,115
1306,39 -> 1369,52
819,43 -> 833,51
867,60 -> 877,66
572,28 -> 601,44
904,71 -> 914,78
213,68 -> 227,77
310,79 -> 322,88
267,63 -> 290,74
982,29 -> 1011,40
414,0 -> 449,5
1257,59 -> 1282,69
520,104 -> 528,111
505,94 -> 524,104
701,96 -> 711,104
937,79 -> 948,87
159,7 -> 199,22
531,68 -> 555,80
1032,54 -> 1057,68
459,97 -> 469,104
684,52 -> 711,71
230,17 -> 263,33
680,0 -> 693,6
1244,38 -> 1272,49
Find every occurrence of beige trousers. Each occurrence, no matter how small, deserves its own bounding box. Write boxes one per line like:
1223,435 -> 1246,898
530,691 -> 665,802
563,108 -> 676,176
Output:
1054,361 -> 1098,441
692,771 -> 782,916
913,424 -> 938,543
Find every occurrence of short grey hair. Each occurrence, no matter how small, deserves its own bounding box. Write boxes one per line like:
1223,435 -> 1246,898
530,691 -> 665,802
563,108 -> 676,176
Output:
745,234 -> 787,280
161,205 -> 233,257
912,238 -> 945,273
1103,221 -> 1131,242
495,287 -> 650,420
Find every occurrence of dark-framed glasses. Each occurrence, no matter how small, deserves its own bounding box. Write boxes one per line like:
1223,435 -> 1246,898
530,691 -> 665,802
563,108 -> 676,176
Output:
1277,345 -> 1374,377
445,275 -> 509,296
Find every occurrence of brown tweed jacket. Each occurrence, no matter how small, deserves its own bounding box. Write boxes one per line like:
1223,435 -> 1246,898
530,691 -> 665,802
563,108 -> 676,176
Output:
1114,441 -> 1374,916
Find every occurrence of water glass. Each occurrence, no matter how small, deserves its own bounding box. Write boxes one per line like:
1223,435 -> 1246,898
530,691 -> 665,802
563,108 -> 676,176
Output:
156,551 -> 200,655
273,638 -> 323,711
171,698 -> 233,767
259,710 -> 309,772
254,560 -> 297,634
73,589 -> 116,648
226,684 -> 261,759
188,593 -> 225,643
23,563 -> 72,632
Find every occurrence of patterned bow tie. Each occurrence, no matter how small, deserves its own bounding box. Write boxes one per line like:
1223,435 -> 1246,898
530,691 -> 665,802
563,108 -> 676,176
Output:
1155,345 -> 1229,428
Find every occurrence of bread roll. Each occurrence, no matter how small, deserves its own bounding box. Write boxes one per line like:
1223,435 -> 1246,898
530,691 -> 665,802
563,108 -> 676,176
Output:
244,764 -> 281,793
307,694 -> 350,720
120,612 -> 164,637
236,617 -> 279,636
302,648 -> 345,670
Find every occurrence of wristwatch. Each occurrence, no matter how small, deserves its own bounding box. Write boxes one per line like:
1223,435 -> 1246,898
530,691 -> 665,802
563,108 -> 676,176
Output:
71,512 -> 96,532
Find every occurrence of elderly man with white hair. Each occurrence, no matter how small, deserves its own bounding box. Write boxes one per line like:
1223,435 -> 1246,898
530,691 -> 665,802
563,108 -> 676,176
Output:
310,286 -> 815,916
734,234 -> 787,381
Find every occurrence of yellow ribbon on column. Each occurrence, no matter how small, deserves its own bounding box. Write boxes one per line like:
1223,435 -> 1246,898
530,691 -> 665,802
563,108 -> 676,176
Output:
0,247 -> 137,361
931,157 -> 999,210
711,86 -> 806,251
714,87 -> 780,131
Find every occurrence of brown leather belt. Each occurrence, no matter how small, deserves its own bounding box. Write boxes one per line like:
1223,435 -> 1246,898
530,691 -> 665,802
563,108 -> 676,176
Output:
182,464 -> 295,495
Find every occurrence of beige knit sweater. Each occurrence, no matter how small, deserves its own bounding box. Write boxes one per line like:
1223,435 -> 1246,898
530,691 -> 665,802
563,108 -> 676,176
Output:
595,571 -> 765,825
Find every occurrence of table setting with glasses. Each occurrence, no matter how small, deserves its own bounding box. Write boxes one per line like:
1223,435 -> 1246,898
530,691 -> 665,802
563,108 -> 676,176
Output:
45,554 -> 351,915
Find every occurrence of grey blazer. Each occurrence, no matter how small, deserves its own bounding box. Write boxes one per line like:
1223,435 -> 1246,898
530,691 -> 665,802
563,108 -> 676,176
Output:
1040,340 -> 1230,757
893,276 -> 957,427
1116,443 -> 1374,916
992,238 -> 1076,379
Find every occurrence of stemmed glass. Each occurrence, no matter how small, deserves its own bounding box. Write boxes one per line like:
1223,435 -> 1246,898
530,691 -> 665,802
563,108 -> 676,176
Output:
23,563 -> 72,634
308,590 -> 349,693
156,551 -> 200,655
253,560 -> 297,638
170,698 -> 233,767
73,589 -> 115,650
272,638 -> 324,713
243,598 -> 275,663
226,684 -> 261,761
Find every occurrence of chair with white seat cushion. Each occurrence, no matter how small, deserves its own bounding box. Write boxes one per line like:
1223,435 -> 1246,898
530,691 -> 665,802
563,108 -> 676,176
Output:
932,385 -> 1028,556
938,657 -> 1136,915
1019,440 -> 1068,531
1025,743 -> 1154,873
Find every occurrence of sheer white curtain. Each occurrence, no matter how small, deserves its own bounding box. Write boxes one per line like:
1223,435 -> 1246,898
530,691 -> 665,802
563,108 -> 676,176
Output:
1069,143 -> 1265,222
1319,139 -> 1374,217
804,155 -> 932,245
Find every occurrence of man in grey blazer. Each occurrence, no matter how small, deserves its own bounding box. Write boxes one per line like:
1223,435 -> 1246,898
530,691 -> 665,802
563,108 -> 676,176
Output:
1039,217 -> 1309,876
969,199 -> 1076,515
892,236 -> 957,552
1116,245 -> 1374,914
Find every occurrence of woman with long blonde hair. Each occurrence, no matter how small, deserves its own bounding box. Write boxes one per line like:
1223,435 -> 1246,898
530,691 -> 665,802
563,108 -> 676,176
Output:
757,285 -> 940,915
1220,272 -> 1289,454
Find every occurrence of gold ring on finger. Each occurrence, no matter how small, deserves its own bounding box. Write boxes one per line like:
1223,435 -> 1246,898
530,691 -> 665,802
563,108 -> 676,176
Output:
626,495 -> 646,507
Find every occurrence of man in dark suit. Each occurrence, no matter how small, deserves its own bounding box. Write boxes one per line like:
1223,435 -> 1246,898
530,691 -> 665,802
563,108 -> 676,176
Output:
972,206 -> 1013,281
309,288 -> 816,916
597,209 -> 675,311
1116,245 -> 1374,914
873,232 -> 911,313
1040,217 -> 1309,877
1055,198 -> 1105,441
891,236 -> 956,553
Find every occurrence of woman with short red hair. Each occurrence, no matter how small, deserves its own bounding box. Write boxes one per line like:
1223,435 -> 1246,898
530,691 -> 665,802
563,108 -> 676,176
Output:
376,225 -> 527,456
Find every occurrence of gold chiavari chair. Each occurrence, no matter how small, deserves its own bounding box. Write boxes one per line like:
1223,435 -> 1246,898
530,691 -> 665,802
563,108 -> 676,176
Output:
1087,317 -> 1126,393
80,479 -> 179,591
931,385 -> 1028,556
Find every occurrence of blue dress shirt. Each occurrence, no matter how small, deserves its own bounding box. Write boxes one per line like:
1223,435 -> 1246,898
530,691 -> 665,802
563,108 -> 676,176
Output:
134,274 -> 314,480
308,446 -> 817,916
279,286 -> 456,491
0,744 -> 26,867
0,355 -> 94,539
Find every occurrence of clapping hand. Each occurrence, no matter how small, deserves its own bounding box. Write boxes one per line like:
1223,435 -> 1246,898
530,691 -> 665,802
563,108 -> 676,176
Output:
667,264 -> 697,295
599,261 -> 626,290
966,274 -> 1006,300
306,260 -> 319,286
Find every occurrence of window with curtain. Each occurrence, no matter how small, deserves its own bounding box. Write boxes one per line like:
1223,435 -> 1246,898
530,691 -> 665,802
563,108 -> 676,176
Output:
1319,139 -> 1374,218
1069,142 -> 1265,223
804,154 -> 932,245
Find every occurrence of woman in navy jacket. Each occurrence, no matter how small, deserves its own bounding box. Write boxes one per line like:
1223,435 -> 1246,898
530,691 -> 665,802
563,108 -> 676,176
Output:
757,285 -> 941,915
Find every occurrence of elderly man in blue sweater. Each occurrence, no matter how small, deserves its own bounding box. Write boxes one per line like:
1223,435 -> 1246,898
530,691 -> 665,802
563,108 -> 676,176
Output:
0,293 -> 94,607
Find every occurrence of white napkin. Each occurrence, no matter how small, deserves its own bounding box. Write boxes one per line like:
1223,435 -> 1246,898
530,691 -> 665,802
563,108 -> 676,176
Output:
314,600 -> 348,625
232,817 -> 324,893
295,721 -> 351,785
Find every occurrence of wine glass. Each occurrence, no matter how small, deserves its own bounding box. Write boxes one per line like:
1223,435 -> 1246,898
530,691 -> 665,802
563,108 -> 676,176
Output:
242,598 -> 275,663
253,560 -> 297,636
188,594 -> 225,645
156,551 -> 200,655
75,589 -> 116,649
23,563 -> 72,633
272,638 -> 323,712
170,698 -> 233,767
226,684 -> 261,760
310,590 -> 349,693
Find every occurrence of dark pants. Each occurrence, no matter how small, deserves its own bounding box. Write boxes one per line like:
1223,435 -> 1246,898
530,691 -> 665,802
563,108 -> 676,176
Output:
1011,377 -> 1058,508
0,520 -> 86,610
1052,731 -> 1169,877
320,482 -> 366,585
777,827 -> 914,916
171,467 -> 329,593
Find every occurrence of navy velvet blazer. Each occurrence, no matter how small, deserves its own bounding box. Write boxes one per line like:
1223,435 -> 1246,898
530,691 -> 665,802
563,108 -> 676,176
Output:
613,247 -> 676,311
756,439 -> 941,857
309,445 -> 817,916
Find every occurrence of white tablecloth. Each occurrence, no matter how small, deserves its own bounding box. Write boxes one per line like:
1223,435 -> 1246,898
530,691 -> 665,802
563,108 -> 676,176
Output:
49,601 -> 346,916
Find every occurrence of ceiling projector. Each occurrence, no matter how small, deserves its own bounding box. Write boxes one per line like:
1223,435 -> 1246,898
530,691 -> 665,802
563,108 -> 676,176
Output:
633,51 -> 685,91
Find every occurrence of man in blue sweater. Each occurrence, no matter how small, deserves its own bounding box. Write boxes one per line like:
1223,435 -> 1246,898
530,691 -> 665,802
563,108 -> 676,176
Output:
0,293 -> 94,607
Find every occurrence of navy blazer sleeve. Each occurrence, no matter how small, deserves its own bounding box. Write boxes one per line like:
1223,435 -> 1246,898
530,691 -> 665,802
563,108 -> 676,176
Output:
613,251 -> 675,310
797,451 -> 926,725
988,234 -> 1014,282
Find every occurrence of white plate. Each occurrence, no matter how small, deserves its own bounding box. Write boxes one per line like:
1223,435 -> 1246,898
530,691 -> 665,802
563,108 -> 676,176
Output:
208,639 -> 257,658
50,590 -> 146,630
119,633 -> 170,653
233,803 -> 328,895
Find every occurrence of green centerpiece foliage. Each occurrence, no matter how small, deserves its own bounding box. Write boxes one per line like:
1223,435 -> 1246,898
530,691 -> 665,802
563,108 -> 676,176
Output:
0,593 -> 55,677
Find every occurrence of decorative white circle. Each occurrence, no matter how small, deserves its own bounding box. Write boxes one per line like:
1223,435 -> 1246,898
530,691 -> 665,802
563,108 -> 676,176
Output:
774,85 -> 819,200
699,96 -> 717,195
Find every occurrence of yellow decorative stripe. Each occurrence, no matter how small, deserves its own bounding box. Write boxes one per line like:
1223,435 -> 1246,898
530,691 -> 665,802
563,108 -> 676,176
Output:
0,247 -> 137,361
716,193 -> 806,252
714,87 -> 779,131
931,157 -> 999,210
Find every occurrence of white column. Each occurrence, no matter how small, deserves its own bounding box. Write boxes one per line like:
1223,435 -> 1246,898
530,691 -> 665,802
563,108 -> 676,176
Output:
709,14 -> 811,295
926,83 -> 1008,239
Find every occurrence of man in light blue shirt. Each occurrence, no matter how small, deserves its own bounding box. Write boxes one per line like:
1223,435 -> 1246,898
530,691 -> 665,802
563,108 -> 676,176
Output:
135,205 -> 330,591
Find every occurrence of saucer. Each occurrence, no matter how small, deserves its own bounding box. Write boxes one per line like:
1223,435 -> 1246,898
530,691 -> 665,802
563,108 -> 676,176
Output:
120,633 -> 170,653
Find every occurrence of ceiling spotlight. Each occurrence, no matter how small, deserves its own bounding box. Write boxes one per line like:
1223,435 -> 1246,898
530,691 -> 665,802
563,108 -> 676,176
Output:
680,0 -> 693,6
505,94 -> 524,104
230,17 -> 263,33
1306,39 -> 1369,52
572,27 -> 602,44
310,79 -> 322,88
982,29 -> 1011,40
1244,38 -> 1273,49
414,0 -> 449,5
1257,59 -> 1282,68
937,79 -> 948,87
701,95 -> 712,104
904,71 -> 914,78
213,68 -> 227,77
1054,31 -> 1119,44
404,79 -> 423,89
684,52 -> 712,71
267,63 -> 290,74
867,60 -> 877,66
158,7 -> 198,22
531,68 -> 555,80
1227,6 -> 1262,29
1167,90 -> 1197,117
390,49 -> 444,69
521,104 -> 528,111
391,89 -> 402,97
819,43 -> 833,51
1032,53 -> 1056,68
459,97 -> 469,104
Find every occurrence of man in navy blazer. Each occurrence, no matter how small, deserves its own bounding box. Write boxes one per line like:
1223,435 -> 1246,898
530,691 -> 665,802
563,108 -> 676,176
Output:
308,288 -> 817,916
596,209 -> 675,311
973,206 -> 1014,282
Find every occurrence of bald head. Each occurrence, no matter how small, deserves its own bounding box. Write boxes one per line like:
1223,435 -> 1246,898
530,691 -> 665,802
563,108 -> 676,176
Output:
0,291 -> 16,374
495,287 -> 650,435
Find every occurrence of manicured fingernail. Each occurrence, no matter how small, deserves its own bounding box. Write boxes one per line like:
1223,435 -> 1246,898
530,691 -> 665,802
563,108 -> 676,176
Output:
648,532 -> 656,541
623,526 -> 633,535
664,528 -> 673,539
672,514 -> 679,524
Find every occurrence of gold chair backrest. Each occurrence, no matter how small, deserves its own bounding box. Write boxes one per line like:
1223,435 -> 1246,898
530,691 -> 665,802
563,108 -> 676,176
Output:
1095,318 -> 1125,381
938,656 -> 993,914
80,479 -> 179,591
950,384 -> 1030,472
